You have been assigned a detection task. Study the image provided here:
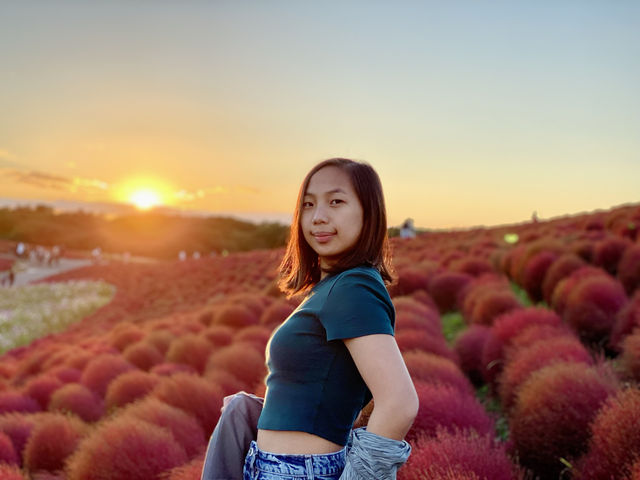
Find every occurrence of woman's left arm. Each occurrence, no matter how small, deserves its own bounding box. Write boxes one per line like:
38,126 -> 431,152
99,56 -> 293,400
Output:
343,334 -> 419,441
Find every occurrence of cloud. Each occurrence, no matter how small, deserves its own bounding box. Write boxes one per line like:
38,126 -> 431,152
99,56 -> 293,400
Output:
0,168 -> 110,195
0,150 -> 28,170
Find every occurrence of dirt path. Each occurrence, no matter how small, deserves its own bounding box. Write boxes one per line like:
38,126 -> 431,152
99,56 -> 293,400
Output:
6,258 -> 94,287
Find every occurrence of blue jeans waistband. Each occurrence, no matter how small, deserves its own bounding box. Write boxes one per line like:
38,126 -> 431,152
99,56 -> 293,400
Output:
245,440 -> 346,478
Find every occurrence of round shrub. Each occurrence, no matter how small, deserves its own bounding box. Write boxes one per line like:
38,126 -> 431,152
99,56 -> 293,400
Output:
574,388 -> 640,480
407,382 -> 494,442
0,430 -> 19,465
151,373 -> 224,434
23,412 -> 88,472
212,304 -> 258,329
22,375 -> 63,410
145,329 -> 174,355
0,391 -> 41,415
104,371 -> 160,411
65,415 -> 188,480
204,369 -> 247,397
449,257 -> 494,278
80,354 -> 136,397
398,430 -> 522,480
504,323 -> 575,357
206,343 -> 267,389
563,274 -> 628,345
428,272 -> 473,313
201,325 -> 234,348
469,291 -> 521,326
460,274 -> 511,321
0,413 -> 37,464
509,362 -> 619,479
391,267 -> 431,296
453,325 -> 491,387
498,335 -> 593,412
403,351 -> 473,395
541,253 -> 586,304
480,307 -> 562,388
162,455 -> 206,480
520,250 -> 559,304
593,236 -> 632,275
166,334 -> 213,374
395,329 -> 458,363
618,244 -> 640,295
150,362 -> 198,377
123,397 -> 206,458
619,330 -> 640,382
48,383 -> 104,422
551,266 -> 608,315
48,366 -> 82,384
109,323 -> 146,352
259,301 -> 295,329
611,290 -> 640,351
234,326 -> 273,353
0,464 -> 26,480
122,342 -> 164,371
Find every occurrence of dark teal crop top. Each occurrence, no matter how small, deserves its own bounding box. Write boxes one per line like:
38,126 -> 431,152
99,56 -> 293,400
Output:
257,265 -> 396,446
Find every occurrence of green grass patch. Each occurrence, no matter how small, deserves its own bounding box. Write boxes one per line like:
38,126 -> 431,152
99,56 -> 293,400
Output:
0,281 -> 115,355
441,311 -> 466,345
476,384 -> 510,443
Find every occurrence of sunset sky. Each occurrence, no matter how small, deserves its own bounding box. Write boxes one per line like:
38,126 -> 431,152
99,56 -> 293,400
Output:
1,1 -> 638,229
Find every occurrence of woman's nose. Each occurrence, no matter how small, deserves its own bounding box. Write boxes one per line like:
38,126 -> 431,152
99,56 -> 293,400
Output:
312,205 -> 328,224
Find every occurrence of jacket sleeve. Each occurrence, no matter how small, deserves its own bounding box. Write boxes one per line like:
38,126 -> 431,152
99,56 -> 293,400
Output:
339,427 -> 412,480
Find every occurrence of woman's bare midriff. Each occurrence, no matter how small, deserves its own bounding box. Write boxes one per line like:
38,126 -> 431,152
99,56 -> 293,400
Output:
257,429 -> 344,454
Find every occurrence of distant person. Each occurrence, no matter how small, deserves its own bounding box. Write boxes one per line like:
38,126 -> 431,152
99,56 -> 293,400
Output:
8,268 -> 15,287
202,158 -> 415,479
51,245 -> 61,266
16,242 -> 25,258
178,250 -> 187,261
193,251 -> 201,259
532,210 -> 539,223
399,218 -> 416,239
91,247 -> 102,264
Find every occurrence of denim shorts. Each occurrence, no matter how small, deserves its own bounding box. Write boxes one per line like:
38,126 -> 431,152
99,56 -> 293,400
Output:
243,440 -> 346,480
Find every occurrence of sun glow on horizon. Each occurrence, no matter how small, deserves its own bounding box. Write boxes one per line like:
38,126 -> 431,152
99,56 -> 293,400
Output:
113,176 -> 174,211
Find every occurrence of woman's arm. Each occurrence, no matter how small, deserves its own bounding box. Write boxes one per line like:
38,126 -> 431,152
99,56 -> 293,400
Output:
343,334 -> 419,440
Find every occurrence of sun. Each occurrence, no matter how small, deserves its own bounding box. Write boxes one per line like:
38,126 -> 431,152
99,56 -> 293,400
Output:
113,176 -> 173,211
130,189 -> 161,210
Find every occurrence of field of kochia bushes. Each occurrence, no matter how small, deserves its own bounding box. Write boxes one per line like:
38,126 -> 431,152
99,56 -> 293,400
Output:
0,203 -> 639,480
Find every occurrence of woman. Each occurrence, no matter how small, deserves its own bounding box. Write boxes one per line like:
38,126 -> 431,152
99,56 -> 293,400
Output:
250,157 -> 418,479
202,158 -> 418,480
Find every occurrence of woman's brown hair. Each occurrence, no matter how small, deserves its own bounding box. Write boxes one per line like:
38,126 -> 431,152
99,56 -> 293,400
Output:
278,158 -> 395,297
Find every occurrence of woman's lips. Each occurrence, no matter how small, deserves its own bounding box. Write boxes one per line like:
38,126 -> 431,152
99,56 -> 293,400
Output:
313,232 -> 335,243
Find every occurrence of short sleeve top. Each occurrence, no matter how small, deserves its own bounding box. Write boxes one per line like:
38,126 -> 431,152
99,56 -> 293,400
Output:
257,265 -> 395,446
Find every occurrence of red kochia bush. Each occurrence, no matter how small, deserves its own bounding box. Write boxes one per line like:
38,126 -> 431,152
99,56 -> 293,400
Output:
48,366 -> 82,384
398,430 -> 522,480
0,430 -> 19,465
104,370 -> 160,411
80,354 -> 136,398
551,266 -> 607,315
453,325 -> 491,387
481,307 -> 562,388
23,412 -> 88,472
152,373 -> 224,434
469,291 -> 521,326
162,454 -> 206,480
406,382 -> 494,442
122,341 -> 164,371
574,388 -> 640,480
48,383 -> 105,422
166,334 -> 213,374
145,329 -> 175,355
0,413 -> 37,464
0,391 -> 41,414
593,235 -> 632,275
428,271 -> 473,313
403,351 -> 473,395
109,322 -> 146,352
123,397 -> 206,458
151,362 -> 199,377
520,250 -> 560,304
395,329 -> 459,364
498,335 -> 593,412
234,326 -> 273,352
563,274 -> 628,345
619,330 -> 640,382
212,304 -> 258,329
450,257 -> 494,277
206,343 -> 268,389
22,375 -> 63,410
510,362 -> 619,479
259,301 -> 295,329
0,464 -> 26,480
201,325 -> 234,348
390,267 -> 431,296
541,252 -> 586,304
618,244 -> 640,295
65,415 -> 188,480
610,290 -> 640,351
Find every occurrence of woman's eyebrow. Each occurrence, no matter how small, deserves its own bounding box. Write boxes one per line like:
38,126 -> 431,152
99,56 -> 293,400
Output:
303,188 -> 347,197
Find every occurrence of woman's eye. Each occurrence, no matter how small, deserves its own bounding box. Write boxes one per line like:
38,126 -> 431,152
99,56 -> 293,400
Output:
330,199 -> 344,205
302,201 -> 313,208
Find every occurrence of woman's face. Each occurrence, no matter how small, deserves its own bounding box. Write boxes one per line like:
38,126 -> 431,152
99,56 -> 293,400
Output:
301,165 -> 364,273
